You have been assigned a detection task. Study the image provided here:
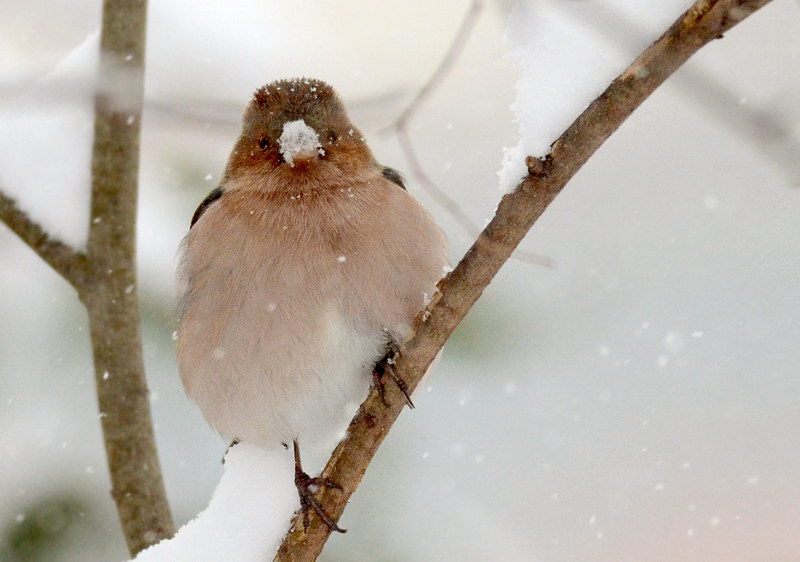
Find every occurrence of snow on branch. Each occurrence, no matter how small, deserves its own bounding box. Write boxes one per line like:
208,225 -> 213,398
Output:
0,189 -> 88,289
2,0 -> 175,556
383,0 -> 553,268
274,0 -> 773,560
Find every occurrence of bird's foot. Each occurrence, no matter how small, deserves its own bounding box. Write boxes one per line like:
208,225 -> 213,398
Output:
292,440 -> 346,533
373,343 -> 414,408
294,471 -> 346,533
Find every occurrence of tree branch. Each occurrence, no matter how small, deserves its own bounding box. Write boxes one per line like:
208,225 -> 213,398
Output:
274,0 -> 772,559
1,0 -> 173,556
81,0 -> 175,555
576,4 -> 800,184
0,190 -> 88,289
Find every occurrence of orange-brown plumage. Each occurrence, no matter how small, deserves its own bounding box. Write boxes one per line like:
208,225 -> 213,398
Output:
177,77 -> 447,457
224,78 -> 372,186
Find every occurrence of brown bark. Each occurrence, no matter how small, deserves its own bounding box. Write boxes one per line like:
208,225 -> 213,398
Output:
0,0 -> 174,556
84,0 -> 175,555
0,192 -> 89,288
274,0 -> 772,560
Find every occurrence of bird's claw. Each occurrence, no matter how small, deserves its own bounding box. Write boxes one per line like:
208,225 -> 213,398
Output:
292,440 -> 346,533
294,471 -> 346,533
373,344 -> 414,409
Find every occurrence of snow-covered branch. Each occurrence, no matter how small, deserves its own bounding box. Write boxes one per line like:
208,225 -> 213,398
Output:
0,190 -> 88,288
1,0 -> 174,556
274,0 -> 772,559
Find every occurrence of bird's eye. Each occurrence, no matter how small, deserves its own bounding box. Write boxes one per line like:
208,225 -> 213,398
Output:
327,129 -> 338,143
258,137 -> 270,150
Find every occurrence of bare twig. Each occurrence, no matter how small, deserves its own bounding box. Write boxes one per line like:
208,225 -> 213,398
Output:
274,0 -> 772,559
673,66 -> 800,184
397,126 -> 554,268
385,0 -> 553,267
82,0 -> 174,555
0,190 -> 88,288
396,128 -> 475,235
388,0 -> 483,132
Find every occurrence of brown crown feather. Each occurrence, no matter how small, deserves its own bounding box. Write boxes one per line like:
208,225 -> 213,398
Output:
244,78 -> 345,132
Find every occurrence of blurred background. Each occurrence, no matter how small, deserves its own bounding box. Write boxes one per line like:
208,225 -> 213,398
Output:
1,0 -> 799,560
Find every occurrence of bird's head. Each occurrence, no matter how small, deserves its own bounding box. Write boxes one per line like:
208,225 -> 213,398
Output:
224,78 -> 373,190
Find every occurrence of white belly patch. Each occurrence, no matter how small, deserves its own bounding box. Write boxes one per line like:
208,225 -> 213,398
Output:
181,301 -> 386,452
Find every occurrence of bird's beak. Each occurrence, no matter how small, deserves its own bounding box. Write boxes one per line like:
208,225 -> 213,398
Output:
278,119 -> 324,167
290,147 -> 322,166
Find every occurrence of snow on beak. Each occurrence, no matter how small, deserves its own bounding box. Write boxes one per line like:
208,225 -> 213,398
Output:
278,119 -> 324,167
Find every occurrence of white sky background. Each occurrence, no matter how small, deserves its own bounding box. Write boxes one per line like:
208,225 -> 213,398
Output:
1,1 -> 800,561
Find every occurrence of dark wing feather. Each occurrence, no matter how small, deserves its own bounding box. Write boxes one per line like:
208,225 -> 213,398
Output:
190,187 -> 225,228
381,167 -> 406,191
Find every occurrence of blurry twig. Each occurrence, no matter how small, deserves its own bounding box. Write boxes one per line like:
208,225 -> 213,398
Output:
673,68 -> 800,186
574,4 -> 800,184
383,0 -> 554,268
275,1 -> 772,560
0,80 -> 406,137
388,0 -> 482,132
396,127 -> 553,267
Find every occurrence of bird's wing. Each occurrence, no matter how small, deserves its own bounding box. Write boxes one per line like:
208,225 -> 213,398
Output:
381,166 -> 406,191
190,187 -> 225,228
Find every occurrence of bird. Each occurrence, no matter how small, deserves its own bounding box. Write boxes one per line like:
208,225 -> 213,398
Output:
175,77 -> 448,531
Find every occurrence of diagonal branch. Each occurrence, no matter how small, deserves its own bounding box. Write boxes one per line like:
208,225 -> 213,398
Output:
274,0 -> 772,559
573,4 -> 800,184
0,189 -> 88,289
